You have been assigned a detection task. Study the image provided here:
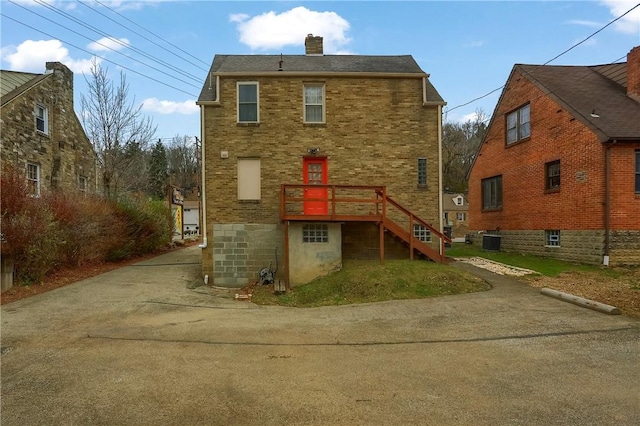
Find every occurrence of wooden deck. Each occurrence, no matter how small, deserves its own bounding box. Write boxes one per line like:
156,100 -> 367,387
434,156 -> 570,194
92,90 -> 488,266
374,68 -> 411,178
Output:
280,184 -> 450,266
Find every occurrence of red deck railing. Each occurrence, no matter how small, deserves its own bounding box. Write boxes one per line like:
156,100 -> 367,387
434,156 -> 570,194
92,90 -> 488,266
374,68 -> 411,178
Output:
280,184 -> 450,263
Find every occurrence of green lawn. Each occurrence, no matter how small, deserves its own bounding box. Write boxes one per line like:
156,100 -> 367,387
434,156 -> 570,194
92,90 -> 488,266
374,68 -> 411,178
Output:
446,242 -> 621,278
251,258 -> 490,307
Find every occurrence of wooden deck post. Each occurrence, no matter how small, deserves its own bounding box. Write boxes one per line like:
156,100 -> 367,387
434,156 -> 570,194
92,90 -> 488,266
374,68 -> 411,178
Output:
379,221 -> 385,264
409,215 -> 414,260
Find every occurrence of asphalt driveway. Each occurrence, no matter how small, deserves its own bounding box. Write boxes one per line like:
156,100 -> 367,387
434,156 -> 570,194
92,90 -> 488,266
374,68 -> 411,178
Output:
1,246 -> 639,425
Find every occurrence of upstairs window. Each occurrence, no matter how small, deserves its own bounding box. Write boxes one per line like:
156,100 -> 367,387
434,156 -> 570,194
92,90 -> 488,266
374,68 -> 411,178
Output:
506,103 -> 530,144
545,160 -> 560,191
78,176 -> 87,192
636,150 -> 640,194
304,84 -> 325,123
237,82 -> 258,123
35,104 -> 48,134
418,158 -> 427,186
27,163 -> 40,197
482,175 -> 502,210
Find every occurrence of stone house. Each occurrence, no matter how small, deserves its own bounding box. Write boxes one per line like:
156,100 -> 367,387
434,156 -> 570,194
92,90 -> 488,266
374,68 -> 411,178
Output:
468,46 -> 640,265
442,192 -> 469,240
197,35 -> 448,287
1,62 -> 98,195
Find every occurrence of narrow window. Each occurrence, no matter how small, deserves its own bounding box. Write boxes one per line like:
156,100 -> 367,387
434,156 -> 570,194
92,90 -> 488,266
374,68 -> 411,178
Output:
35,104 -> 48,134
78,176 -> 87,192
237,158 -> 261,200
545,230 -> 560,247
304,84 -> 325,123
27,163 -> 40,196
418,158 -> 427,186
545,160 -> 561,191
506,103 -> 530,144
237,82 -> 258,123
635,150 -> 640,193
303,224 -> 328,243
481,175 -> 502,210
413,224 -> 431,242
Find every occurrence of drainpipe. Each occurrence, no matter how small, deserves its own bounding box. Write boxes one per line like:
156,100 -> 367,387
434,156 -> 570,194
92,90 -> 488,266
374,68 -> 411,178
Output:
437,104 -> 444,254
198,105 -> 208,249
603,142 -> 612,266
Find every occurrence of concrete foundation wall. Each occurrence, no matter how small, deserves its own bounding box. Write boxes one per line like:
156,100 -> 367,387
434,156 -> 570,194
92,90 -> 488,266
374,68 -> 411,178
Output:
610,230 -> 640,265
288,223 -> 342,286
211,223 -> 283,287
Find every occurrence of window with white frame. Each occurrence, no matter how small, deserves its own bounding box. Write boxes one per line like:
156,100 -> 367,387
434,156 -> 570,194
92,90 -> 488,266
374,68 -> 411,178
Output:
545,230 -> 560,247
418,158 -> 427,186
413,224 -> 431,242
35,104 -> 48,134
456,212 -> 465,221
303,224 -> 328,243
506,103 -> 530,144
304,84 -> 325,123
455,196 -> 464,206
237,82 -> 258,123
237,158 -> 261,200
27,163 -> 40,196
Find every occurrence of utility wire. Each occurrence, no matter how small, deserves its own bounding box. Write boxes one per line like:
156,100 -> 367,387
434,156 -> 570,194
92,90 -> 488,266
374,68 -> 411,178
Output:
24,0 -> 202,85
1,14 -> 199,98
445,2 -> 640,114
89,0 -> 210,70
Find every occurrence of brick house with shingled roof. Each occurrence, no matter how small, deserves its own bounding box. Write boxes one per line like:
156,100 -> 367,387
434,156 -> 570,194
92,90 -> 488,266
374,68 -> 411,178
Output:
468,46 -> 640,266
197,35 -> 449,287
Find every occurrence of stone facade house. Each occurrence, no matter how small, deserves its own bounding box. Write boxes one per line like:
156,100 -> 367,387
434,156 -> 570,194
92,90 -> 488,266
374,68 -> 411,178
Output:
197,35 -> 448,287
442,192 -> 469,240
1,62 -> 98,195
468,46 -> 640,265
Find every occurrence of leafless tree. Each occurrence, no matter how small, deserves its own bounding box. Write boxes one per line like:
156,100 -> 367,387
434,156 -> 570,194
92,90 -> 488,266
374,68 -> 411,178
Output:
442,109 -> 488,193
167,135 -> 198,195
81,59 -> 156,198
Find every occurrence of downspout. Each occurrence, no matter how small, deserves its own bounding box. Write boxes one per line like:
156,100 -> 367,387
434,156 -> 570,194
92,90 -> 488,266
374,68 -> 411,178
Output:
437,104 -> 444,255
603,143 -> 611,266
198,104 -> 208,249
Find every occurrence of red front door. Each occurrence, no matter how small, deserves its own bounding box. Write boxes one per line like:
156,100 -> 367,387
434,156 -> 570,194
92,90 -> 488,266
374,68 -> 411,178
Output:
303,157 -> 328,215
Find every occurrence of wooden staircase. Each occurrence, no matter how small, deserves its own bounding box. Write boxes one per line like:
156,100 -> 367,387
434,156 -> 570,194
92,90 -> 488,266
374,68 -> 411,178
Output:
280,184 -> 451,264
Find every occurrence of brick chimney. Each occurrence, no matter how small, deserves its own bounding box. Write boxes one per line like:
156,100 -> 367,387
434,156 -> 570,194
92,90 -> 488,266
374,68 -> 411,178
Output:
627,46 -> 640,101
305,34 -> 323,55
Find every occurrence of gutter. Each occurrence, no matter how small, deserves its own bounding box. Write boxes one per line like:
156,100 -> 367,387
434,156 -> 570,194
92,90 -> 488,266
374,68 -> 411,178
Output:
438,104 -> 444,255
198,105 -> 208,249
603,142 -> 612,266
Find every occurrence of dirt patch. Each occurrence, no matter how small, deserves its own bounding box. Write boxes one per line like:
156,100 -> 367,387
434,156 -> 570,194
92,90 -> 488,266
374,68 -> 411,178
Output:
523,269 -> 640,318
1,239 -> 201,305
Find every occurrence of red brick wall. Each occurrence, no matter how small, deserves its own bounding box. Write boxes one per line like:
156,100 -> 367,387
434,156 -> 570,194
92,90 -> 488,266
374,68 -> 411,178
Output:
610,143 -> 640,229
469,68 -> 614,232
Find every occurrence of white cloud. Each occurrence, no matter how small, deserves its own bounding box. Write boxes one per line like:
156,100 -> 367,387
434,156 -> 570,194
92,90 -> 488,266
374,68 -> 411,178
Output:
230,6 -> 351,53
141,98 -> 198,115
464,40 -> 485,48
599,0 -> 640,34
2,39 -> 96,73
567,19 -> 602,28
87,37 -> 130,52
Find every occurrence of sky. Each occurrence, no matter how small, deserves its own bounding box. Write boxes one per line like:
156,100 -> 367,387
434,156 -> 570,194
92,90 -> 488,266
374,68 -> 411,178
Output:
1,0 -> 639,143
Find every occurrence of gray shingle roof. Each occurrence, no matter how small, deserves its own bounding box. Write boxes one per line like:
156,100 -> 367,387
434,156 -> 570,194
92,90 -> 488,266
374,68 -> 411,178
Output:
0,70 -> 47,105
517,63 -> 640,142
198,54 -> 444,104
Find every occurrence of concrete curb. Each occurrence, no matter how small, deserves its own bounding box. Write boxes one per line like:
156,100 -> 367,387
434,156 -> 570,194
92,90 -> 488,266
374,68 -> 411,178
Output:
540,287 -> 621,315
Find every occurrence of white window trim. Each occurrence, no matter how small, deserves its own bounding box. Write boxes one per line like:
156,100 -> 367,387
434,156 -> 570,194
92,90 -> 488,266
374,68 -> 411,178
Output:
237,82 -> 259,123
27,163 -> 41,197
303,83 -> 325,124
35,104 -> 49,135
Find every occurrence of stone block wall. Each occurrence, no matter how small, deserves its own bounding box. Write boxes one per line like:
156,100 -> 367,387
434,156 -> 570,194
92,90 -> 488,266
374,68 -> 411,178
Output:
0,62 -> 97,194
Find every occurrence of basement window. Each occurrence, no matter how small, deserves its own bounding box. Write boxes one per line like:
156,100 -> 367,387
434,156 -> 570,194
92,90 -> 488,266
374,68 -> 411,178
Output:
545,230 -> 560,247
413,224 -> 431,242
303,224 -> 328,243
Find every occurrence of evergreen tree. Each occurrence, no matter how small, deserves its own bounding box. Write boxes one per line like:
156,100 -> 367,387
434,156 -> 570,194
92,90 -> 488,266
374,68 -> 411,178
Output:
148,140 -> 168,200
